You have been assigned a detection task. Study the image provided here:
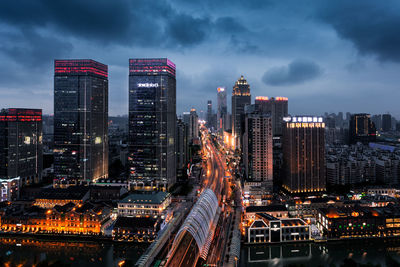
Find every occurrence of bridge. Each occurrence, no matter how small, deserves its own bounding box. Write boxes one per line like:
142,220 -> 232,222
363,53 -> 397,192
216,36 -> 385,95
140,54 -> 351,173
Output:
165,189 -> 220,267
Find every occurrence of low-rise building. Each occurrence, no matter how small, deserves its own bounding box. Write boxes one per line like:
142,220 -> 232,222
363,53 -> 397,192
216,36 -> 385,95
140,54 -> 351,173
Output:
34,187 -> 90,208
244,205 -> 288,222
317,205 -> 400,239
117,191 -> 171,218
0,202 -> 112,235
112,217 -> 160,242
246,213 -> 310,243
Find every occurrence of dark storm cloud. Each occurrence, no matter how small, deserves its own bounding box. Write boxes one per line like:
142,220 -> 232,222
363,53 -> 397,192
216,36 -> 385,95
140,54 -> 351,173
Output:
262,59 -> 323,86
315,0 -> 400,62
0,29 -> 73,67
165,14 -> 211,47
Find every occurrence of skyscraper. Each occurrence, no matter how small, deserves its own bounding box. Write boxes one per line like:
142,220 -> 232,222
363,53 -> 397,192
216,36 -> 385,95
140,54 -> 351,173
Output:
232,76 -> 251,148
189,108 -> 199,141
54,59 -> 108,182
243,105 -> 273,191
128,58 -> 176,191
0,108 -> 43,185
349,113 -> 376,144
282,116 -> 326,194
217,87 -> 227,132
382,114 -> 392,132
206,100 -> 214,129
254,96 -> 288,136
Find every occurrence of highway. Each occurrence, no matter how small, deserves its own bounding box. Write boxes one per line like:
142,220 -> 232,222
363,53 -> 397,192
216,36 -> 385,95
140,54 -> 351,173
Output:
165,128 -> 228,267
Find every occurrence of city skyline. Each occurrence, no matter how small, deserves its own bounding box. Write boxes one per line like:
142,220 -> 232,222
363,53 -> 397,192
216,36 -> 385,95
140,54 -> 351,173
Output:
1,1 -> 400,117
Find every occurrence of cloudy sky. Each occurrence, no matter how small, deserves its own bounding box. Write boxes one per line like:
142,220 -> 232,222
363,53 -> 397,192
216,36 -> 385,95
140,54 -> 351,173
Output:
0,0 -> 399,117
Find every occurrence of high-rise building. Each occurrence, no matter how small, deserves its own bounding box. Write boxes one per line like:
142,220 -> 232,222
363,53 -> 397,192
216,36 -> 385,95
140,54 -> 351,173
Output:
176,118 -> 188,170
382,114 -> 392,132
282,116 -> 326,194
243,105 -> 273,191
232,76 -> 251,148
254,96 -> 288,136
0,108 -> 43,185
128,58 -> 176,191
188,108 -> 199,142
371,115 -> 382,131
349,113 -> 376,144
54,60 -> 108,182
206,100 -> 214,129
217,87 -> 228,132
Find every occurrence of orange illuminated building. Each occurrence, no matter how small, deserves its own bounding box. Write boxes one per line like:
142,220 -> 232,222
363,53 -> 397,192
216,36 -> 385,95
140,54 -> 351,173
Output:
0,202 -> 111,235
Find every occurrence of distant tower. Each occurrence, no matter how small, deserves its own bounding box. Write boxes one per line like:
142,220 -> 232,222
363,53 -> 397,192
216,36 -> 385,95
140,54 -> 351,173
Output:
217,87 -> 227,132
128,58 -> 176,191
283,116 -> 326,194
189,108 -> 199,141
349,113 -> 376,144
206,100 -> 213,129
255,96 -> 288,136
54,59 -> 108,182
382,114 -> 392,132
231,76 -> 251,149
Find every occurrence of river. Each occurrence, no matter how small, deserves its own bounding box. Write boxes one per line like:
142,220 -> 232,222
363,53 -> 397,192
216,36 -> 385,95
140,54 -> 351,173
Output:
2,236 -> 400,267
0,236 -> 147,266
240,239 -> 400,267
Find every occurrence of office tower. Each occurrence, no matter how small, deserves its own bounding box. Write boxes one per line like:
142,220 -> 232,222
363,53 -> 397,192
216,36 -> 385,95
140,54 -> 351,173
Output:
182,112 -> 190,125
232,76 -> 251,148
188,108 -> 199,141
243,105 -> 273,191
371,115 -> 382,131
54,60 -> 108,182
254,96 -> 288,136
349,113 -> 376,144
282,116 -> 326,194
206,100 -> 213,129
128,58 -> 176,191
176,118 -> 188,170
217,87 -> 228,132
0,108 -> 43,185
382,114 -> 392,132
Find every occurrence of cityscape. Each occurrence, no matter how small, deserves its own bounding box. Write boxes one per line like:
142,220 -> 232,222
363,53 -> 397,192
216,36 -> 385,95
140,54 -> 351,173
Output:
1,1 -> 400,267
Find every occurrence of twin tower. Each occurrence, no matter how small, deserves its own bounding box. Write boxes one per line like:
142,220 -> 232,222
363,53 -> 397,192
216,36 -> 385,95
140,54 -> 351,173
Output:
54,58 -> 176,190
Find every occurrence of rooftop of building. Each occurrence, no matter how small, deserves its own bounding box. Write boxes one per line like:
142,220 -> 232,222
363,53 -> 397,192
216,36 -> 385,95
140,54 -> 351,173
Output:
281,218 -> 307,227
114,216 -> 158,229
119,191 -> 170,205
35,186 -> 89,200
246,204 -> 288,213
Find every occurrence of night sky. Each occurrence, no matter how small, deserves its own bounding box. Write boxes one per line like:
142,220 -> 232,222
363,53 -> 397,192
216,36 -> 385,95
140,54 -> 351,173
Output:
0,0 -> 399,117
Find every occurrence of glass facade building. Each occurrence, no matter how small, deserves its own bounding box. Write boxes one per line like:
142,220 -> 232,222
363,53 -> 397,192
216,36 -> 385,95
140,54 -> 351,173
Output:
54,59 -> 108,182
128,58 -> 176,191
0,108 -> 43,185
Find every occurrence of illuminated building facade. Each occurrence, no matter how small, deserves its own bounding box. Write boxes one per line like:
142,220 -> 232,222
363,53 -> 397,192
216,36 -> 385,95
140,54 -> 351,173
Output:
54,59 -> 108,182
0,202 -> 111,235
255,96 -> 288,136
128,58 -> 176,191
283,116 -> 326,194
317,206 -> 400,239
349,113 -> 376,144
117,191 -> 171,218
217,87 -> 228,132
243,106 -> 273,191
232,76 -> 251,149
0,108 -> 43,185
